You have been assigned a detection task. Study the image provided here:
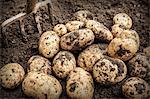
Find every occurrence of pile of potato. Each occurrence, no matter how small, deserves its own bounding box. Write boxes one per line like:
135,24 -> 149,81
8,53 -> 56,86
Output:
0,10 -> 150,99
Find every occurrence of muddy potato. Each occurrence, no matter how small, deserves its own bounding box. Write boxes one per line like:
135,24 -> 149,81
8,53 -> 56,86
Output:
113,13 -> 132,29
60,28 -> 95,51
86,20 -> 113,42
39,31 -> 60,58
128,53 -> 150,78
53,51 -> 76,78
77,44 -> 104,72
107,38 -> 138,61
122,77 -> 150,98
27,55 -> 52,74
66,21 -> 84,32
111,24 -> 126,37
0,63 -> 25,89
74,10 -> 94,22
144,46 -> 150,57
116,29 -> 140,48
53,24 -> 67,37
66,67 -> 94,99
22,72 -> 62,99
93,57 -> 127,84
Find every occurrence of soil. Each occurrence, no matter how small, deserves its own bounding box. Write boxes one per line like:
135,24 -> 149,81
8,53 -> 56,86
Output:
0,0 -> 149,98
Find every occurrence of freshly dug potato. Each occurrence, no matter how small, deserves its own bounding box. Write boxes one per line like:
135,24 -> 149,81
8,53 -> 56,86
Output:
113,13 -> 132,29
111,24 -> 126,37
93,57 -> 127,84
27,55 -> 52,74
53,24 -> 67,37
60,28 -> 95,51
122,77 -> 150,98
39,31 -> 60,58
0,63 -> 25,89
66,21 -> 84,32
77,44 -> 104,72
86,20 -> 113,42
116,29 -> 140,48
53,51 -> 76,78
74,10 -> 94,22
107,38 -> 138,61
143,46 -> 150,57
66,67 -> 94,99
127,53 -> 150,78
22,72 -> 62,99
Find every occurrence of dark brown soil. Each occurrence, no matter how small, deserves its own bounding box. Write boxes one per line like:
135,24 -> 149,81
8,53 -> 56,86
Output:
0,0 -> 149,98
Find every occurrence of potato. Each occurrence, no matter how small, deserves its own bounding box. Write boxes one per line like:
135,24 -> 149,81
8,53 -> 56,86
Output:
53,51 -> 76,78
127,53 -> 150,78
113,13 -> 132,29
66,21 -> 84,32
53,24 -> 67,37
143,46 -> 150,57
73,10 -> 94,22
86,20 -> 113,42
107,38 -> 138,61
116,29 -> 140,48
27,55 -> 52,74
22,72 -> 62,99
111,24 -> 126,37
39,31 -> 60,58
66,67 -> 94,99
77,44 -> 104,72
93,57 -> 127,84
60,28 -> 95,51
0,63 -> 25,89
122,77 -> 150,98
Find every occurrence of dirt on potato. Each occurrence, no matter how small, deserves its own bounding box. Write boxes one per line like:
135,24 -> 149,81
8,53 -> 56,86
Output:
0,0 -> 149,98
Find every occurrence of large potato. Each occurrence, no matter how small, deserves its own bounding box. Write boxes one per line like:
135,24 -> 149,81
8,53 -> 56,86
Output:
39,31 -> 60,58
66,67 -> 94,99
22,72 -> 62,99
86,20 -> 113,42
60,28 -> 95,51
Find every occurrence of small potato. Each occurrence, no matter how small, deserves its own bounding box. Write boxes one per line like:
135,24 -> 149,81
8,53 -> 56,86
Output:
66,21 -> 84,32
66,67 -> 94,99
116,29 -> 140,48
53,24 -> 67,37
78,44 -> 104,72
143,46 -> 150,57
22,72 -> 62,99
127,53 -> 150,78
60,28 -> 95,51
0,63 -> 25,89
73,10 -> 94,22
39,31 -> 60,58
113,13 -> 132,29
107,38 -> 138,61
86,20 -> 113,42
122,77 -> 150,98
93,57 -> 127,84
27,55 -> 52,74
53,51 -> 76,78
111,24 -> 126,37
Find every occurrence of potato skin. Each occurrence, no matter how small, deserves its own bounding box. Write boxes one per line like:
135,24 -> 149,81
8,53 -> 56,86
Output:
27,55 -> 52,74
73,10 -> 94,22
0,63 -> 25,89
78,44 -> 104,72
113,13 -> 132,29
111,24 -> 126,37
22,72 -> 62,99
107,38 -> 138,61
60,28 -> 95,51
66,67 -> 94,99
53,24 -> 67,37
52,51 -> 76,78
127,53 -> 150,78
122,77 -> 150,98
39,31 -> 60,58
66,21 -> 84,32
